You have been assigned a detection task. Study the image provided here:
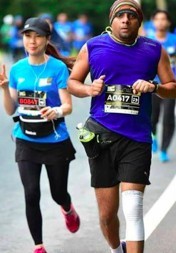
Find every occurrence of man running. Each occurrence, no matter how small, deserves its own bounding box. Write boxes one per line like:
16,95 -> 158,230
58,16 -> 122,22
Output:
68,1 -> 176,253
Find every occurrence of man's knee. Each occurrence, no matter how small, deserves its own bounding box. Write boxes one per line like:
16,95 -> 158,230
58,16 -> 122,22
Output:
99,210 -> 118,228
95,186 -> 119,229
122,190 -> 144,241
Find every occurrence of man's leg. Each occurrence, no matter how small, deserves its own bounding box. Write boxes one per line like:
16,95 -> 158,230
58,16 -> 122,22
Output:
151,94 -> 162,152
95,185 -> 121,250
121,183 -> 146,253
162,99 -> 175,152
151,94 -> 162,135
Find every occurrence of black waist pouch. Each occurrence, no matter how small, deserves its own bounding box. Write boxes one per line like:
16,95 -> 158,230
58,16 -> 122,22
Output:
79,131 -> 101,159
78,118 -> 120,159
84,117 -> 120,150
13,115 -> 64,137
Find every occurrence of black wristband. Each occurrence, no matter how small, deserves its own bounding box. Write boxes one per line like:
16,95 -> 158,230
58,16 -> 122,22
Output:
149,80 -> 159,93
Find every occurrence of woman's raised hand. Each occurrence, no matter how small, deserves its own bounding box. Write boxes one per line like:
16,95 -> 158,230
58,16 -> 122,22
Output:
0,65 -> 8,89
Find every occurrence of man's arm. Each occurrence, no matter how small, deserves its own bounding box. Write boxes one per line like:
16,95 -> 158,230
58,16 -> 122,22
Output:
67,44 -> 105,98
157,48 -> 176,98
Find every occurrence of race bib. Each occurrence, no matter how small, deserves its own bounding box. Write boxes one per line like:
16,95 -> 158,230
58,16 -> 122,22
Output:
18,90 -> 47,109
104,85 -> 141,115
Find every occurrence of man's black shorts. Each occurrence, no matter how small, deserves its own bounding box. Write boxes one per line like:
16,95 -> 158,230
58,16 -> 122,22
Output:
88,134 -> 151,188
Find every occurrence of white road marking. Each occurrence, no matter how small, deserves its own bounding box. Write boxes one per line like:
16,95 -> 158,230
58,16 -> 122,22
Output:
144,175 -> 176,240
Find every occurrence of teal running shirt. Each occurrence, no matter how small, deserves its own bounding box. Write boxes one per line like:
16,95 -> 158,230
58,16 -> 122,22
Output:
9,56 -> 70,143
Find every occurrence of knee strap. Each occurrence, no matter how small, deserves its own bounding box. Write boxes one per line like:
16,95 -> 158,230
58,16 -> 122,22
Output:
122,190 -> 144,241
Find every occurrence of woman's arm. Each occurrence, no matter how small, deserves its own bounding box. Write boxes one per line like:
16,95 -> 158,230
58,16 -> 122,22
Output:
40,88 -> 73,120
58,88 -> 72,116
0,65 -> 18,115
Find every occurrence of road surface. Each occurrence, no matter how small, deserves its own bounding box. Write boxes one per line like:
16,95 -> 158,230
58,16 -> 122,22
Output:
0,60 -> 176,252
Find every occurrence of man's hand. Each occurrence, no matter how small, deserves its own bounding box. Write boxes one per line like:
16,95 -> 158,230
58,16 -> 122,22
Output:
89,75 -> 106,97
132,79 -> 156,94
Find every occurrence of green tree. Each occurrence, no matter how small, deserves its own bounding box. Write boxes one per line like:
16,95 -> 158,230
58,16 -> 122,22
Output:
156,0 -> 167,9
0,0 -> 175,34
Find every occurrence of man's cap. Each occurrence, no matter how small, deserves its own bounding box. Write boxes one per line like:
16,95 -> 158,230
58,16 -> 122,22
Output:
21,17 -> 51,36
109,0 -> 143,25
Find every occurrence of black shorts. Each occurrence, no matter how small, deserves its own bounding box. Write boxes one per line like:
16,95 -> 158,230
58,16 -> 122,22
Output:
88,134 -> 151,188
15,138 -> 76,165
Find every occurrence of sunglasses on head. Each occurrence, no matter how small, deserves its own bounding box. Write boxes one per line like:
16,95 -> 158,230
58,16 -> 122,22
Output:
115,9 -> 138,19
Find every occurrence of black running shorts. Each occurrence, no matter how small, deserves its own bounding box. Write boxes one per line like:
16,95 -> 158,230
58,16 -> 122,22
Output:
88,134 -> 151,188
15,138 -> 76,164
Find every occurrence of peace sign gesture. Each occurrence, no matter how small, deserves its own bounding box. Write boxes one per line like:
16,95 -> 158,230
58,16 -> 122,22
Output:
0,65 -> 8,89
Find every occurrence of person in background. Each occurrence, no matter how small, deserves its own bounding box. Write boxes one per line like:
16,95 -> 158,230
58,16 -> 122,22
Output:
9,15 -> 25,62
0,17 -> 80,253
72,14 -> 93,54
68,0 -> 176,252
143,18 -> 155,37
0,14 -> 14,53
39,13 -> 70,56
53,12 -> 73,56
148,10 -> 176,162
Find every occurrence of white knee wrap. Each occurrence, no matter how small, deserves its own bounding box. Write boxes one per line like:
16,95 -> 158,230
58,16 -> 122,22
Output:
122,190 -> 144,241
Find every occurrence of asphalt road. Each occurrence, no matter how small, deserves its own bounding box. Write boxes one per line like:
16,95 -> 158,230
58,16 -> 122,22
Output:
0,60 -> 176,253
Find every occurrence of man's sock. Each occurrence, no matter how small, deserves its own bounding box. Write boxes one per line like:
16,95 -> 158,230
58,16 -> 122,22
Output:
110,243 -> 123,253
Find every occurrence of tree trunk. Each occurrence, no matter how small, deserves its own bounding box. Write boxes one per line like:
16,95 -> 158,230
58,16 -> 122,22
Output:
137,0 -> 167,10
156,0 -> 167,10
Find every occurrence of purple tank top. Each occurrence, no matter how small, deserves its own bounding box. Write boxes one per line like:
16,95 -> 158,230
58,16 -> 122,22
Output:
87,34 -> 161,143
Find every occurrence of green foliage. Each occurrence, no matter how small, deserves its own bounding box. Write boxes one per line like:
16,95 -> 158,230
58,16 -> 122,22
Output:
141,0 -> 156,20
0,0 -> 175,34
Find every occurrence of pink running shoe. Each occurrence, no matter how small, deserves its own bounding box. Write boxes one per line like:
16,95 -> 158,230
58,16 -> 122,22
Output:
61,204 -> 80,233
33,246 -> 47,253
